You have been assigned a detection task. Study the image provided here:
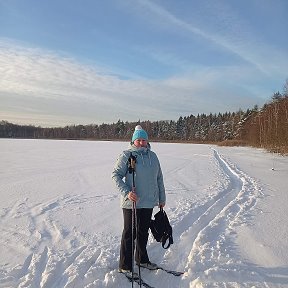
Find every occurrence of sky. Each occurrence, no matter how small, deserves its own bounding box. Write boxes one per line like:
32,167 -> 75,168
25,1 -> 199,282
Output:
0,0 -> 287,127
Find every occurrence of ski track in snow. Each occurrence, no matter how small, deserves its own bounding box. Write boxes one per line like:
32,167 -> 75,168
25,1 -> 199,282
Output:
142,148 -> 268,288
179,149 -> 267,287
0,145 -> 282,287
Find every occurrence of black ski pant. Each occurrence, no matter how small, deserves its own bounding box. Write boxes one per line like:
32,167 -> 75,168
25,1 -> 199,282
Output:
119,208 -> 153,271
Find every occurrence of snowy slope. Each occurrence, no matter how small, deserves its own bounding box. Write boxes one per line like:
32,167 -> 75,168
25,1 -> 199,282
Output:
0,139 -> 287,288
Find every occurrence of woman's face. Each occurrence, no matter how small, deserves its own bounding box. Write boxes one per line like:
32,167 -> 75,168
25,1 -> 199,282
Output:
133,138 -> 148,148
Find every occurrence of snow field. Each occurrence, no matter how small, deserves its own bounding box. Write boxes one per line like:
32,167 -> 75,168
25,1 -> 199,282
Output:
0,139 -> 287,287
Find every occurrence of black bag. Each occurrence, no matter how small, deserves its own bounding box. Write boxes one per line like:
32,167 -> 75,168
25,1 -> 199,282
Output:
150,208 -> 173,249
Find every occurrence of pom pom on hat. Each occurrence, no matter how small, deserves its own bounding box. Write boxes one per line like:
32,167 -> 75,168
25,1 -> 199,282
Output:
132,125 -> 148,142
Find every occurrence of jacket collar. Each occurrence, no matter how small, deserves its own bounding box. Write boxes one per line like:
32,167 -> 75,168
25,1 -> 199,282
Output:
129,143 -> 151,154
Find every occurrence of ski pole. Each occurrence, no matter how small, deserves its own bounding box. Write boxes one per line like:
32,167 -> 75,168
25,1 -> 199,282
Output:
132,200 -> 135,288
136,212 -> 142,287
128,153 -> 139,287
132,174 -> 142,287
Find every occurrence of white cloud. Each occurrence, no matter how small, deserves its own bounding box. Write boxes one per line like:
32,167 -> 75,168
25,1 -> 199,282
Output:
131,0 -> 288,76
0,40 -> 273,127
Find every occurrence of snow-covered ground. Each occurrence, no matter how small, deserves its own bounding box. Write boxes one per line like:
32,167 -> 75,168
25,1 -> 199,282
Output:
0,139 -> 287,288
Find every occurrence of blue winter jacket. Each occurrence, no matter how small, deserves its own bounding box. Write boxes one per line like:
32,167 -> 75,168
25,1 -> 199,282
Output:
112,143 -> 166,209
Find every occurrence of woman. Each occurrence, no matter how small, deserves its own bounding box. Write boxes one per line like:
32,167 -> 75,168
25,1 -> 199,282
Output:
112,125 -> 166,276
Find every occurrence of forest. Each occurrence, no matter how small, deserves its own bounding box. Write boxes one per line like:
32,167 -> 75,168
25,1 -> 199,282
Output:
1,80 -> 288,154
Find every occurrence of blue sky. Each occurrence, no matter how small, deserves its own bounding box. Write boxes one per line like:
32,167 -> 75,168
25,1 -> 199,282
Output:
1,0 -> 287,127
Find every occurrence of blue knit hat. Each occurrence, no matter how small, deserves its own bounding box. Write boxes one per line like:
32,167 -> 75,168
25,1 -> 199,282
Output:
132,125 -> 148,142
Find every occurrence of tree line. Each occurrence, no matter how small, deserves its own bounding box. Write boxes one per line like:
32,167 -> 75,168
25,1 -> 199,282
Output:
0,109 -> 251,142
239,91 -> 288,154
1,80 -> 287,154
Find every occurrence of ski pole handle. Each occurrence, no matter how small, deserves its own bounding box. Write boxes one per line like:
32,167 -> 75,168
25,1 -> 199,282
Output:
128,153 -> 137,173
